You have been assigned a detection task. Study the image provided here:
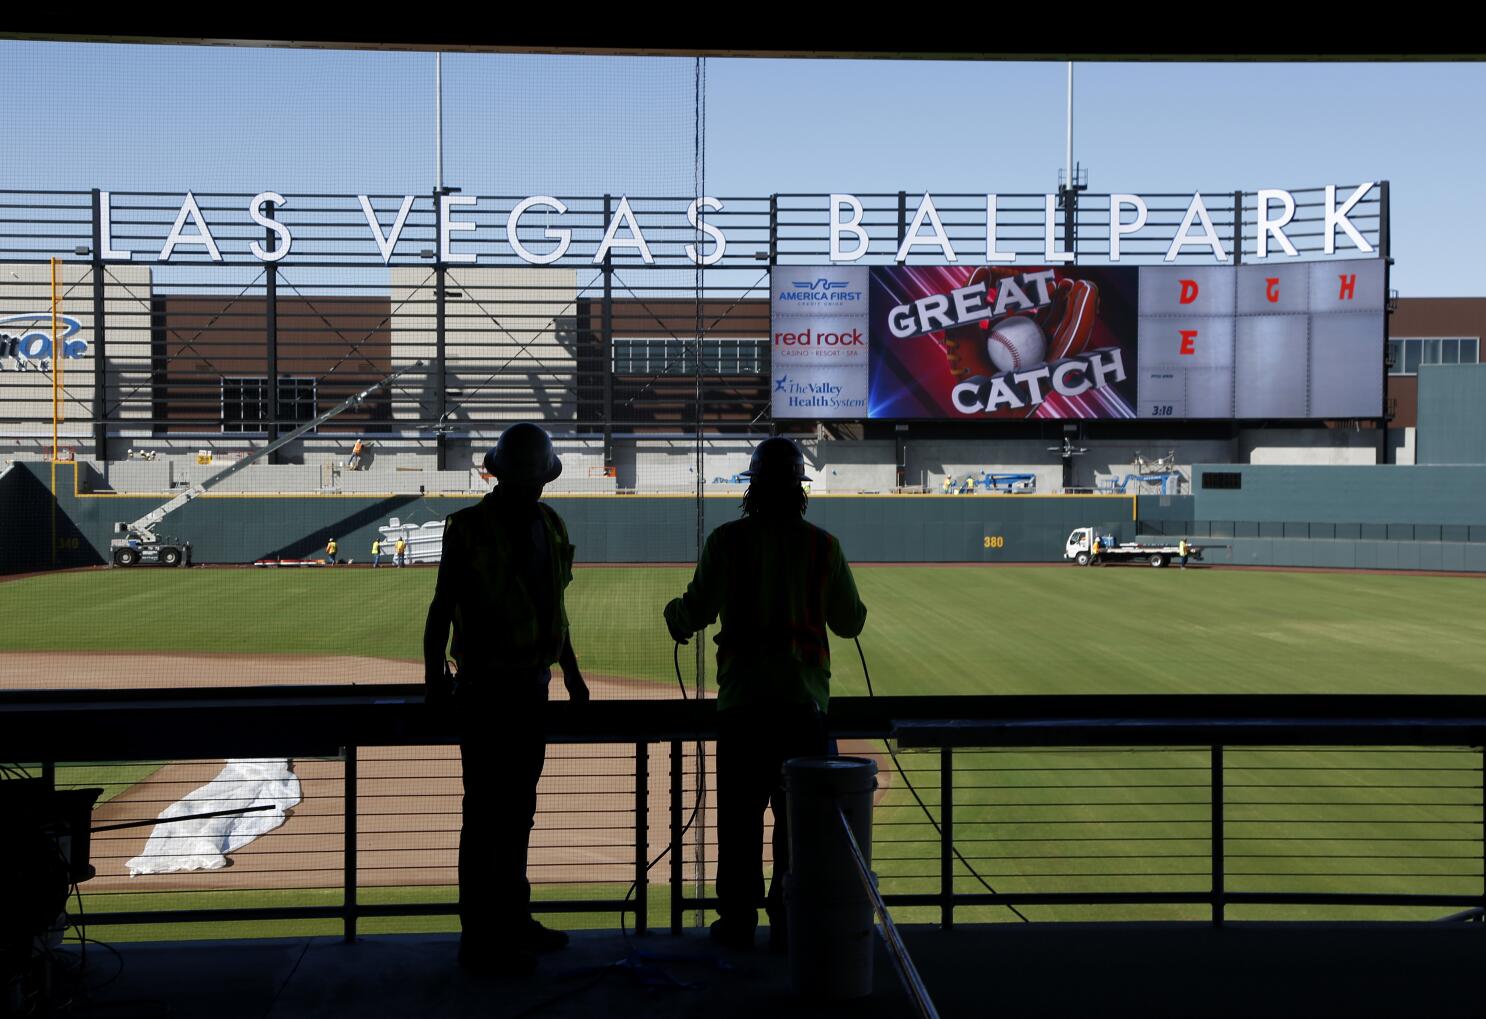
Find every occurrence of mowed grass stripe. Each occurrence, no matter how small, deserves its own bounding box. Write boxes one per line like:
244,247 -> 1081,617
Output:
4,566 -> 1486,694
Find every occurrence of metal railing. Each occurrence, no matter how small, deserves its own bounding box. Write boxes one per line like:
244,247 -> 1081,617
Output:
5,690 -> 1483,939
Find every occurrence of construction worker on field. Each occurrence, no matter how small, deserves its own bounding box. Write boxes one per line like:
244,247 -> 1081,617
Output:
423,422 -> 589,977
371,538 -> 383,568
325,537 -> 339,565
394,535 -> 407,567
1179,538 -> 1190,568
664,436 -> 868,953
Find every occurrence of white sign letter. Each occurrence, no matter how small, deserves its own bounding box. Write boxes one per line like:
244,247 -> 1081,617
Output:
249,192 -> 292,262
98,191 -> 131,261
507,195 -> 572,265
1254,189 -> 1299,258
829,194 -> 869,262
985,194 -> 1015,264
359,195 -> 415,264
685,197 -> 727,266
896,194 -> 957,263
159,192 -> 223,263
440,195 -> 477,264
1043,194 -> 1074,263
1165,192 -> 1228,263
1109,194 -> 1148,261
1325,182 -> 1375,255
593,196 -> 655,264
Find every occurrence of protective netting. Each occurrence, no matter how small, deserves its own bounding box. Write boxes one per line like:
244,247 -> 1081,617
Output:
0,44 -> 721,940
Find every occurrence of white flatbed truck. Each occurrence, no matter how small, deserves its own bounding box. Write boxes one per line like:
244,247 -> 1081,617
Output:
1064,526 -> 1208,568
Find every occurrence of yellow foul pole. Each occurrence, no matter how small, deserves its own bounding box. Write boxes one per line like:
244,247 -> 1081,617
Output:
50,257 -> 60,563
51,257 -> 60,461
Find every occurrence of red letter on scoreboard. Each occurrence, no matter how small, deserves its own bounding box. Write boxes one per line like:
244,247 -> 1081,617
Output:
1179,279 -> 1199,304
1338,274 -> 1357,300
1179,330 -> 1198,355
1266,278 -> 1280,302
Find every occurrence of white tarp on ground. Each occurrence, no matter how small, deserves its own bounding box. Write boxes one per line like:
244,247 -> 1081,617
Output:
126,759 -> 300,876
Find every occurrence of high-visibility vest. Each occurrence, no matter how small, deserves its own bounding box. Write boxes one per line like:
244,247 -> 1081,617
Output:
436,498 -> 575,673
372,540 -> 381,554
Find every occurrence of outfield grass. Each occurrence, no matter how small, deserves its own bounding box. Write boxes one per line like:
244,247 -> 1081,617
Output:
8,565 -> 1486,932
4,565 -> 1486,695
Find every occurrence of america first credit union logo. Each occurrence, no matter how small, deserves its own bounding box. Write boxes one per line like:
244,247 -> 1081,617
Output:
778,278 -> 862,303
0,313 -> 88,372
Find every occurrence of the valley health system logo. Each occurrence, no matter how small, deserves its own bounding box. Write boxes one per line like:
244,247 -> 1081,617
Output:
0,314 -> 87,371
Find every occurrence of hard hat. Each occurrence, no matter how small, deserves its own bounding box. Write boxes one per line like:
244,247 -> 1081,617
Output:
484,423 -> 562,484
740,437 -> 807,481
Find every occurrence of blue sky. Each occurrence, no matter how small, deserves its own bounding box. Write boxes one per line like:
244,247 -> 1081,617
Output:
5,42 -> 1484,294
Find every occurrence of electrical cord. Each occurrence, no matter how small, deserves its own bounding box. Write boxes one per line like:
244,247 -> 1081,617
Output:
517,639 -> 707,1018
619,640 -> 704,946
855,636 -> 1030,924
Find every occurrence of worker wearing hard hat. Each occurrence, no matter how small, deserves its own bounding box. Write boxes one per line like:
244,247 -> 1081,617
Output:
664,436 -> 868,953
326,538 -> 339,565
423,422 -> 590,977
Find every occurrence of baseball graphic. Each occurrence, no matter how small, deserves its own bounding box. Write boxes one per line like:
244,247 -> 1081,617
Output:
986,316 -> 1047,373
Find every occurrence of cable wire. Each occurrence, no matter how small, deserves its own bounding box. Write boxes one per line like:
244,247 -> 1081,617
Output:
856,636 -> 1030,924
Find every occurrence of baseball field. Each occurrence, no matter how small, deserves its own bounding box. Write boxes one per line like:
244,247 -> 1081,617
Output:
4,563 -> 1485,936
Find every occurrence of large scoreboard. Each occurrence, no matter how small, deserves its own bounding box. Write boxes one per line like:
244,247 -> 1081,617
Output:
770,260 -> 1385,421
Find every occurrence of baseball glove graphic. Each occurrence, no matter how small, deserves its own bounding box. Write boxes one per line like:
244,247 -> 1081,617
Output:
941,268 -> 1100,380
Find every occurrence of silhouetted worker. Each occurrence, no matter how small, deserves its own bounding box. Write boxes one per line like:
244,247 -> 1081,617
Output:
664,437 -> 868,952
423,422 -> 589,977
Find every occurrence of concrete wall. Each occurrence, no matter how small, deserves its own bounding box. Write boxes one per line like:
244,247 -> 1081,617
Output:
388,266 -> 578,425
804,439 -> 898,493
1239,428 -> 1379,465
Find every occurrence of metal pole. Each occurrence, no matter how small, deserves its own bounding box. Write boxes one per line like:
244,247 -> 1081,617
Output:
1232,191 -> 1244,266
1211,746 -> 1224,926
264,204 -> 279,463
940,746 -> 954,929
435,53 -> 444,193
635,741 -> 649,936
602,195 -> 614,469
89,190 -> 108,461
768,193 -> 778,266
344,745 -> 358,943
434,190 -> 448,472
1380,181 -> 1392,464
670,739 -> 684,934
1065,62 -> 1074,198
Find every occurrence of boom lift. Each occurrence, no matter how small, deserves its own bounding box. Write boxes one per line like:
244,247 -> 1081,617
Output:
109,363 -> 422,567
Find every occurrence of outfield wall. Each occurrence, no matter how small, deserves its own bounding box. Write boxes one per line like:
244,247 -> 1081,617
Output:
4,463 -> 1134,569
1191,465 -> 1486,525
9,461 -> 1486,574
